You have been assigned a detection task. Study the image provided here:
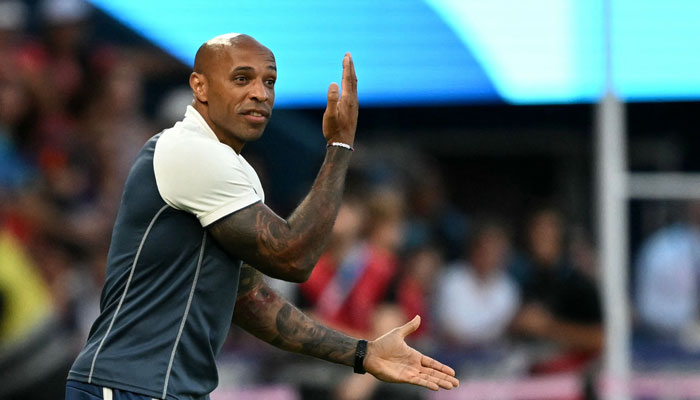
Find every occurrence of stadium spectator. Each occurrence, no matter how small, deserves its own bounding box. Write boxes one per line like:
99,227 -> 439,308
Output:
435,218 -> 519,348
0,77 -> 35,191
0,225 -> 75,399
403,165 -> 469,262
335,189 -> 409,400
33,0 -> 92,115
0,1 -> 37,191
510,207 -> 603,373
393,244 -> 444,343
0,228 -> 52,346
0,1 -> 28,68
299,191 -> 400,337
72,56 -> 154,247
635,201 -> 700,340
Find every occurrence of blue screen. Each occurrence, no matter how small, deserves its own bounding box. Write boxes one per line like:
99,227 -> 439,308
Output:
88,0 -> 700,106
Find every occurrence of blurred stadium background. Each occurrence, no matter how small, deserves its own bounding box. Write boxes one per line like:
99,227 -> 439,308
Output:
1,0 -> 699,399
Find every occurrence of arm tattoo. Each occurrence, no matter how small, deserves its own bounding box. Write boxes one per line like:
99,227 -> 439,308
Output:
236,263 -> 264,299
209,147 -> 352,282
234,265 -> 357,366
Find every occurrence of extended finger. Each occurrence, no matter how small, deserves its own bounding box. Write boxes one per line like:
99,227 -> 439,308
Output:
347,53 -> 357,94
421,367 -> 460,388
419,372 -> 455,390
421,354 -> 456,376
325,82 -> 339,114
409,375 -> 439,391
340,53 -> 357,98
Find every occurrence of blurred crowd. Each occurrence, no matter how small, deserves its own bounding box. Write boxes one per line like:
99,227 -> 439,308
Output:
1,1 -> 699,400
0,0 -> 189,397
237,162 -> 606,399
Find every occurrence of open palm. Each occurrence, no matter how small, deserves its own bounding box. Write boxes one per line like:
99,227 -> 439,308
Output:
364,316 -> 459,391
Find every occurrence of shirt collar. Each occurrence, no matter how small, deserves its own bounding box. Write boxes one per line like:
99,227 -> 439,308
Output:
184,105 -> 220,142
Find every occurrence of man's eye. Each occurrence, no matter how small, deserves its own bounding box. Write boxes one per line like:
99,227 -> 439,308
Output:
266,79 -> 276,86
234,76 -> 248,83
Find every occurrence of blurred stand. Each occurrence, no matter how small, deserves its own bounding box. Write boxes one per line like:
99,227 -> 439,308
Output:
2,1 -> 700,399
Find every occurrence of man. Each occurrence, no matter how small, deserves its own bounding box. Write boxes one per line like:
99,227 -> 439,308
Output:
511,208 -> 602,373
636,201 -> 700,337
66,33 -> 458,400
436,219 -> 519,347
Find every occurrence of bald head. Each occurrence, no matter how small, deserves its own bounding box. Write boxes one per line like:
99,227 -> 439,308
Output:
193,33 -> 273,76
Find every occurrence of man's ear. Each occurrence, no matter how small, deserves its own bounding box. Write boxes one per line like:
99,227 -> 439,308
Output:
190,72 -> 208,103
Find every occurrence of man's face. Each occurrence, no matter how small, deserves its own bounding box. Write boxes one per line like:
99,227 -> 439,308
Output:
205,41 -> 276,149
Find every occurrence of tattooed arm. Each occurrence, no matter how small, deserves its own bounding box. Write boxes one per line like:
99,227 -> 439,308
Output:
233,264 -> 357,364
208,147 -> 350,282
207,54 -> 358,283
233,265 -> 460,391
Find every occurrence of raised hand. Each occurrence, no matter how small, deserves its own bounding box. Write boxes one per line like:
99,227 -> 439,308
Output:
364,316 -> 460,391
322,53 -> 359,146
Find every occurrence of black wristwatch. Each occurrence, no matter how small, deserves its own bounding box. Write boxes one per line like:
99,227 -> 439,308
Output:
353,339 -> 368,374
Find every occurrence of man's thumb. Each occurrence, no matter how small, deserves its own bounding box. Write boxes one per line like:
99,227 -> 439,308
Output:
325,82 -> 339,113
399,315 -> 421,338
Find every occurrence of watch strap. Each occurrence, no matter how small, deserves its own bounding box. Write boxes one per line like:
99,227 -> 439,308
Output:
353,339 -> 368,374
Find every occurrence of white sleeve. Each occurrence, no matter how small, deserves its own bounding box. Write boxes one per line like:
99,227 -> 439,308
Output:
153,135 -> 262,227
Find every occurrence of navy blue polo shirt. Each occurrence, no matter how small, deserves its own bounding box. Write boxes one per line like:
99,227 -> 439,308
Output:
69,106 -> 265,400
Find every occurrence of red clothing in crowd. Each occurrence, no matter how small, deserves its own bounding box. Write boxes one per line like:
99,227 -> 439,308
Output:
300,243 -> 397,334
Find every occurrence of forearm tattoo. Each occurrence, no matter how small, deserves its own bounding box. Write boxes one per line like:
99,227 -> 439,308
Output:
209,147 -> 352,281
236,263 -> 265,298
234,265 -> 357,366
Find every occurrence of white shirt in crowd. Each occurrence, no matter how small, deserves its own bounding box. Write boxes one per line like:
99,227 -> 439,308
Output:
435,262 -> 519,346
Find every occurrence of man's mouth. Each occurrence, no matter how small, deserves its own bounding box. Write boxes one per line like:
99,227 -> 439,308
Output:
241,107 -> 270,117
241,109 -> 269,124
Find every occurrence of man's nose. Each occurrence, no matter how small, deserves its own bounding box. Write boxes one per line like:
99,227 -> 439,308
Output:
249,79 -> 269,102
